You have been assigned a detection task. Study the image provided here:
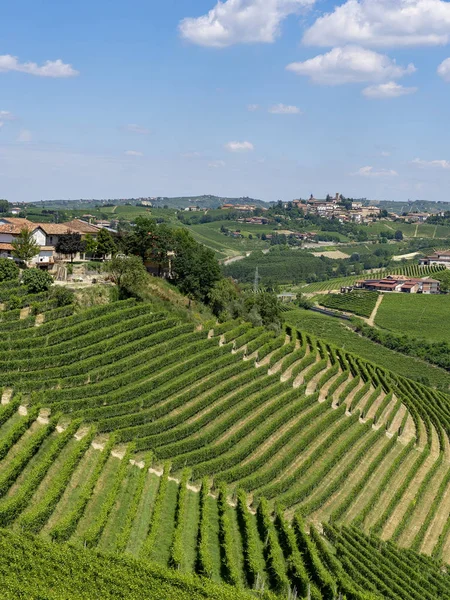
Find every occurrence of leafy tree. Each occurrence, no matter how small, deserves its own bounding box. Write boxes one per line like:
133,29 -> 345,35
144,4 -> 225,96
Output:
125,216 -> 157,260
394,229 -> 404,240
208,278 -> 239,319
11,228 -> 40,262
96,228 -> 116,259
0,199 -> 9,213
172,229 -> 221,303
104,255 -> 147,298
22,269 -> 53,293
56,233 -> 85,263
83,234 -> 98,257
0,258 -> 19,282
245,291 -> 281,329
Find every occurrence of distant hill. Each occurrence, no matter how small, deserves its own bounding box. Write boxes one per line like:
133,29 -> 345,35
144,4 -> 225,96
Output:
31,195 -> 268,211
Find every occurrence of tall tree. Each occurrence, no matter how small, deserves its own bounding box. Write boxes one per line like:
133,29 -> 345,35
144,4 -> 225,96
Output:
0,200 -> 9,213
96,228 -> 116,259
56,233 -> 85,263
83,234 -> 98,257
172,229 -> 221,303
11,228 -> 40,262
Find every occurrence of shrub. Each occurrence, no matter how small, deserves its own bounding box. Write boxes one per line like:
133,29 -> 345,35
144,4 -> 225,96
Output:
49,286 -> 75,307
22,269 -> 53,293
0,258 -> 19,283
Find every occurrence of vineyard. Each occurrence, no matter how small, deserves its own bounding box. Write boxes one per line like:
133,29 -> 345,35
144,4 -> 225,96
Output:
299,264 -> 446,293
1,288 -> 450,598
317,292 -> 379,318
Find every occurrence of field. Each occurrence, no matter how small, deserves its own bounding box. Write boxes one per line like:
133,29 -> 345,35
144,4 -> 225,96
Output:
375,294 -> 450,343
317,292 -> 379,318
367,221 -> 450,239
1,284 -> 450,598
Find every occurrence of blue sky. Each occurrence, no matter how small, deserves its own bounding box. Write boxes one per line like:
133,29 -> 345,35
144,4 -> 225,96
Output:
2,0 -> 450,203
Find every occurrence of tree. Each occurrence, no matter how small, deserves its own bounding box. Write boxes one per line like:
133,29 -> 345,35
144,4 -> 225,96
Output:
395,230 -> 404,240
0,200 -> 9,213
96,228 -> 116,259
172,229 -> 221,303
56,233 -> 85,263
22,269 -> 53,293
84,234 -> 98,257
208,278 -> 239,319
104,255 -> 147,298
11,228 -> 40,263
0,258 -> 19,282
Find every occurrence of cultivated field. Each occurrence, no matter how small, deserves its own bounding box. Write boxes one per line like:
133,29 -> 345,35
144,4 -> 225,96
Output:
1,284 -> 450,598
375,294 -> 450,343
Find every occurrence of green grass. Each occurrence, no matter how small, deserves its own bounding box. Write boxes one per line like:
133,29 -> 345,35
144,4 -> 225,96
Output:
72,455 -> 121,541
42,446 -> 102,536
126,472 -> 160,555
180,487 -> 201,573
375,294 -> 450,343
98,464 -> 142,552
284,309 -> 450,390
149,479 -> 179,565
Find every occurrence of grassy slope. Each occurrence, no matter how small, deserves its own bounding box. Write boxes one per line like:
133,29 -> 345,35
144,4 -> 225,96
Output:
284,308 -> 450,390
375,294 -> 450,342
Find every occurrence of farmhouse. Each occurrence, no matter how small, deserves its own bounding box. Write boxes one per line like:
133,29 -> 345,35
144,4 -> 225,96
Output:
420,250 -> 450,269
0,217 -> 102,265
356,275 -> 440,294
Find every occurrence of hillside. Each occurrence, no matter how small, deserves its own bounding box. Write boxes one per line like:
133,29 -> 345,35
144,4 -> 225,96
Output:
1,279 -> 450,598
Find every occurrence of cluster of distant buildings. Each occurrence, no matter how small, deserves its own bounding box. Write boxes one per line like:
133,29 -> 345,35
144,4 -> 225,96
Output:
354,275 -> 441,295
290,194 -> 382,224
0,217 -> 110,267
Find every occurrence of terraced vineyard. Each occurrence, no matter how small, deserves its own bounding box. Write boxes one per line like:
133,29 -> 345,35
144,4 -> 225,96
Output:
300,265 -> 446,293
1,292 -> 450,598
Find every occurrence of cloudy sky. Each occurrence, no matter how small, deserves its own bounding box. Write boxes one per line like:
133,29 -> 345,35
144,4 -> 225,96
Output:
2,0 -> 450,203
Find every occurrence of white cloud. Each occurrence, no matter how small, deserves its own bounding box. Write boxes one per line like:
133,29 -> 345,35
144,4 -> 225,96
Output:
0,55 -> 78,77
17,129 -> 32,143
381,151 -> 391,156
437,57 -> 450,81
0,122 -> 3,129
208,160 -> 226,168
269,103 -> 301,114
179,0 -> 315,47
411,158 -> 450,169
225,140 -> 254,152
0,111 -> 15,121
125,124 -> 151,135
286,46 -> 415,85
354,166 -> 398,177
362,81 -> 417,98
303,0 -> 450,48
247,104 -> 260,111
125,150 -> 143,157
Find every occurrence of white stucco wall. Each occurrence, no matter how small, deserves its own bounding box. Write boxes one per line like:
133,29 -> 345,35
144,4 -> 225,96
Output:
32,228 -> 46,246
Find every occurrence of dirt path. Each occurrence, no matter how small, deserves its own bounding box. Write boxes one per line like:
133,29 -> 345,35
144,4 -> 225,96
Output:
367,294 -> 384,326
